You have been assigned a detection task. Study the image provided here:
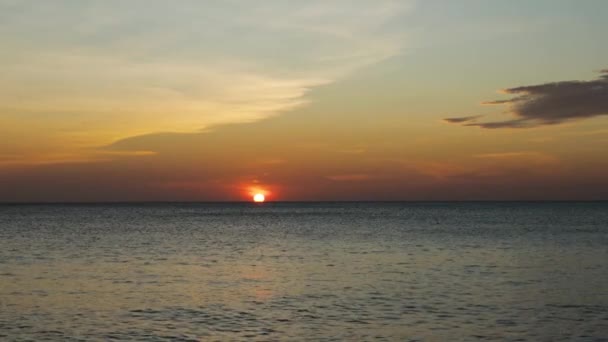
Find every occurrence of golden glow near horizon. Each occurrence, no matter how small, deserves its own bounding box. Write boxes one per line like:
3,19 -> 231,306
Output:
253,193 -> 266,203
1,1 -> 607,201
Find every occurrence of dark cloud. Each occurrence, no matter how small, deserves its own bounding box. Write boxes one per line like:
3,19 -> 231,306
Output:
442,115 -> 482,124
464,119 -> 532,129
446,69 -> 608,128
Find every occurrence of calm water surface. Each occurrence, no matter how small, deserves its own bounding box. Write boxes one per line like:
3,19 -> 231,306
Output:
1,202 -> 607,341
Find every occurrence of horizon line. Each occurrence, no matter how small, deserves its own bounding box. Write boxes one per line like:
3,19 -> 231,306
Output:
1,200 -> 607,205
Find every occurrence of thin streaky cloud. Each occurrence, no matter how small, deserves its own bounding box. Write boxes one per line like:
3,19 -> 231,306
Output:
0,0 -> 413,165
443,115 -> 483,124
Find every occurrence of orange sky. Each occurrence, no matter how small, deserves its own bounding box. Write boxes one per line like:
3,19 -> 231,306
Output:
1,1 -> 608,201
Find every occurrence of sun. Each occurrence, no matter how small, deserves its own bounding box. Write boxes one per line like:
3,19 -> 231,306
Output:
253,193 -> 265,203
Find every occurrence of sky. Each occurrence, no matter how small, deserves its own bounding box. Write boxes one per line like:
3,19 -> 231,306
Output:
1,0 -> 608,202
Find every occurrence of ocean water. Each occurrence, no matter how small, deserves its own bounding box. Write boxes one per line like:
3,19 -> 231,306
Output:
0,202 -> 607,341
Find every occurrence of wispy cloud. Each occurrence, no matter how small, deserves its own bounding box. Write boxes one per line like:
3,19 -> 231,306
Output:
0,0 -> 413,165
473,151 -> 558,164
326,174 -> 374,181
442,115 -> 482,124
446,69 -> 608,129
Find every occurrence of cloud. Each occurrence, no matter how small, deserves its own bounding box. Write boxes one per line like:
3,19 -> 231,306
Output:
326,174 -> 373,181
446,69 -> 608,128
442,115 -> 482,124
0,0 -> 413,165
465,119 -> 532,129
473,151 -> 558,164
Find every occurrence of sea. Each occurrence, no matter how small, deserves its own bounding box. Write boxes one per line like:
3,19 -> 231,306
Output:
0,202 -> 607,341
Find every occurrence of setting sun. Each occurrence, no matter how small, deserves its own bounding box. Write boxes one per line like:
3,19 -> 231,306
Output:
253,193 -> 265,203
